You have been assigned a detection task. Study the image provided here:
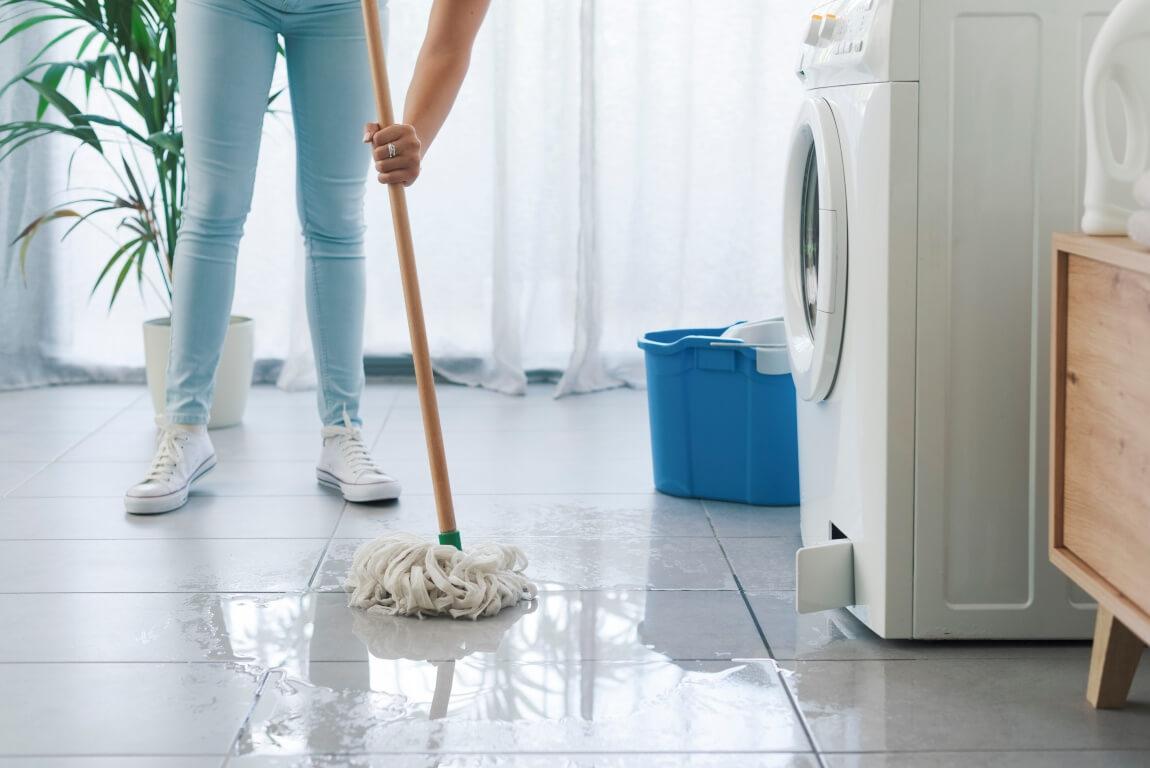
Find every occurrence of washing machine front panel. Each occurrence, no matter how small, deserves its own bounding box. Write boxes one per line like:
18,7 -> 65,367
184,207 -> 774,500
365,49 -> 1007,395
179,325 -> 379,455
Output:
783,97 -> 849,403
795,81 -> 919,639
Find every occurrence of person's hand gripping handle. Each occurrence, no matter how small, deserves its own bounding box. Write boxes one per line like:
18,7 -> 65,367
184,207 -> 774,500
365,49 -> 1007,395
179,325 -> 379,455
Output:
360,0 -> 459,548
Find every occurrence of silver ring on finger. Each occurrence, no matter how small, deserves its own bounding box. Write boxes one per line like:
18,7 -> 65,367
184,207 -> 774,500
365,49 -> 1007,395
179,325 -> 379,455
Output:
387,142 -> 398,159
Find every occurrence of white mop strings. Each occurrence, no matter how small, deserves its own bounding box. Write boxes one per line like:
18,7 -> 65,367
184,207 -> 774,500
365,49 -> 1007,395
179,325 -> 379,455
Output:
346,533 -> 538,620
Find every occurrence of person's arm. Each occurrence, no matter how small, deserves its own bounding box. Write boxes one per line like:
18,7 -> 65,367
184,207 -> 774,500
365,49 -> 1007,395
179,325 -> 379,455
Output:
363,0 -> 491,186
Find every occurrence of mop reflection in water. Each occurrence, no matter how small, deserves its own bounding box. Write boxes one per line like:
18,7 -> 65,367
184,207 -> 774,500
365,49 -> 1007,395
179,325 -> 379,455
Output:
213,591 -> 799,757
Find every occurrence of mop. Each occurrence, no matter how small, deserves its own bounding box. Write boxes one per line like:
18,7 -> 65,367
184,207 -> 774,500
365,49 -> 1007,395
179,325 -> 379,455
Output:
345,0 -> 536,620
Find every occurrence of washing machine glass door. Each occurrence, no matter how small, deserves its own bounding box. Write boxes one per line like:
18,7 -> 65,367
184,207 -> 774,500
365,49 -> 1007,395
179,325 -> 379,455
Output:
783,96 -> 848,402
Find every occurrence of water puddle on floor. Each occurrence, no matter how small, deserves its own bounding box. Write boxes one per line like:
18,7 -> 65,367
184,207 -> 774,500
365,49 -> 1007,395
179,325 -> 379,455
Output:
197,591 -> 807,756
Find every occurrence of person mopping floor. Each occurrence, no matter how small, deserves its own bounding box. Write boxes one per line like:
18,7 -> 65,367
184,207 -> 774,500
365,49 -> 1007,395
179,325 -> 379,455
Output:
122,0 -> 533,620
123,0 -> 492,515
345,0 -> 535,620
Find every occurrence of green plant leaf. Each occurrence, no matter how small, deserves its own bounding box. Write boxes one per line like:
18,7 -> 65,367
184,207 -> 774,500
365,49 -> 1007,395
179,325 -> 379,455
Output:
104,85 -> 141,113
145,129 -> 180,155
61,199 -> 134,239
0,54 -> 108,102
75,28 -> 101,58
11,207 -> 80,244
120,156 -> 147,208
21,76 -> 101,151
80,112 -> 147,142
136,239 -> 145,288
0,122 -> 106,164
28,24 -> 79,66
108,241 -> 140,308
0,14 -> 68,45
90,235 -> 142,298
35,62 -> 67,119
12,208 -> 80,277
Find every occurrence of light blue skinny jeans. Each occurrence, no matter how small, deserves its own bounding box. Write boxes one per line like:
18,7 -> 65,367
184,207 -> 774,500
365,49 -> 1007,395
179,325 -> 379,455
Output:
166,0 -> 384,426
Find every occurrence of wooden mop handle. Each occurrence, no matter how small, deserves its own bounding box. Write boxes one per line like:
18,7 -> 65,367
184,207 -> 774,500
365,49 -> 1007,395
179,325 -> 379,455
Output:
361,0 -> 458,543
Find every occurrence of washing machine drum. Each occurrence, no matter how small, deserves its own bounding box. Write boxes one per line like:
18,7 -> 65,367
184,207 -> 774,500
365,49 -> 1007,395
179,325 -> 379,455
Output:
783,96 -> 848,403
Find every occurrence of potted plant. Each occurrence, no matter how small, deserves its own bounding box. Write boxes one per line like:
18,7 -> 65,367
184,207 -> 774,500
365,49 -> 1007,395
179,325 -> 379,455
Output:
0,0 -> 261,427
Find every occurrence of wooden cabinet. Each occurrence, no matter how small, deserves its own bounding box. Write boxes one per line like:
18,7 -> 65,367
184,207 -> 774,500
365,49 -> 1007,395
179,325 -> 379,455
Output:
1051,233 -> 1150,708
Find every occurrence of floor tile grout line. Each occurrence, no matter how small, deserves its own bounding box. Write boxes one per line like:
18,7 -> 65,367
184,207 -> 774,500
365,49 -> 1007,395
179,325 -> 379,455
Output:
223,668 -> 272,763
51,390 -> 151,464
2,393 -> 145,498
779,666 -> 827,766
702,500 -> 778,660
306,537 -> 337,592
371,392 -> 399,453
0,462 -> 50,501
703,498 -> 825,765
327,500 -> 351,541
43,430 -> 100,465
310,474 -> 352,589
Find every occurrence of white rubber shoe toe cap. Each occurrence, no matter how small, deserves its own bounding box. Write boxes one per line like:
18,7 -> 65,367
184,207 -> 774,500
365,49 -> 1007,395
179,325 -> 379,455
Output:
317,468 -> 402,502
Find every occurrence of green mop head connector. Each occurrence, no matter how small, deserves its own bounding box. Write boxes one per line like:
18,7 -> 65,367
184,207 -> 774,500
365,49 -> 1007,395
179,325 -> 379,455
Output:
438,530 -> 462,550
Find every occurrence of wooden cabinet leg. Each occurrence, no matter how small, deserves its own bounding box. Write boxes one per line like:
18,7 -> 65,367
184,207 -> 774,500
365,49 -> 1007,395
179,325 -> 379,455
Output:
1087,606 -> 1146,709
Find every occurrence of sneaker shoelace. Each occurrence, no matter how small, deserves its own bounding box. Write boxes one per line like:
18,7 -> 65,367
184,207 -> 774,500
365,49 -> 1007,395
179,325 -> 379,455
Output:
145,429 -> 189,483
327,411 -> 383,478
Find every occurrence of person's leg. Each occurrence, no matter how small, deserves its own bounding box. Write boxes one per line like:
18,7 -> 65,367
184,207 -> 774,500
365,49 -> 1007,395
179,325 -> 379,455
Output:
165,0 -> 279,424
126,0 -> 279,515
284,2 -> 400,502
282,1 -> 379,428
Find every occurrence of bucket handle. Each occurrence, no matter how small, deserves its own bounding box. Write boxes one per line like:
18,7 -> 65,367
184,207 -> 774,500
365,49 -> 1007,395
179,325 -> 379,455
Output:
709,340 -> 791,376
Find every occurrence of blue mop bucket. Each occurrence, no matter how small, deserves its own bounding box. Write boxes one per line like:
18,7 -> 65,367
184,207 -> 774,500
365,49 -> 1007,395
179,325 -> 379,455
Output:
638,319 -> 799,506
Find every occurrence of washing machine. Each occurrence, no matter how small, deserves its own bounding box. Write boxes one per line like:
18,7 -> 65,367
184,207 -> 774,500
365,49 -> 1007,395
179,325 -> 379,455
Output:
784,0 -> 1116,639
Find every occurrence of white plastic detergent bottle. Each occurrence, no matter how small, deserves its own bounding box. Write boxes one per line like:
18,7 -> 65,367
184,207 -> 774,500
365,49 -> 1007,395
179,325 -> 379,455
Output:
1082,0 -> 1150,235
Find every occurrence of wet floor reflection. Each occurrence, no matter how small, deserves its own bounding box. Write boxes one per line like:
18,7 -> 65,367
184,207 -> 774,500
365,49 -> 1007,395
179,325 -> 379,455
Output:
236,659 -> 802,755
350,600 -> 537,662
212,589 -> 766,667
209,591 -> 803,756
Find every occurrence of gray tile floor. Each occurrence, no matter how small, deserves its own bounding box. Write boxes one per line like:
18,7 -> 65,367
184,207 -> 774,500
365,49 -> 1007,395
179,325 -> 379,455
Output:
0,382 -> 1147,767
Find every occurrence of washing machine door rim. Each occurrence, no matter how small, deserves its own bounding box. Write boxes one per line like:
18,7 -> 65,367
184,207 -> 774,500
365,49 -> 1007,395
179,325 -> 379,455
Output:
783,96 -> 848,402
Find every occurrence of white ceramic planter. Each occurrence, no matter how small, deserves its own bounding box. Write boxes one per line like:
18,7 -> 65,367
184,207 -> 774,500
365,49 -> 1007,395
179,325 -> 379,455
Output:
143,315 -> 254,429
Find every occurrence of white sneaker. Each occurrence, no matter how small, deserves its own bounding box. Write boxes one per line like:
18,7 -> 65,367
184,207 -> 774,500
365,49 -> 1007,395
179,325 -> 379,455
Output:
317,421 -> 401,503
124,425 -> 217,515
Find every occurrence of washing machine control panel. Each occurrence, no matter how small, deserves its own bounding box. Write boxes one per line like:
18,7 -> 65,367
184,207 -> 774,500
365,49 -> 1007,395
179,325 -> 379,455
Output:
797,0 -> 897,88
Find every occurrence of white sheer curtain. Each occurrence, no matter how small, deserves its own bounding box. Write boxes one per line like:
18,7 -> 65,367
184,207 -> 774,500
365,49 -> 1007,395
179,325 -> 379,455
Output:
1,0 -> 807,395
